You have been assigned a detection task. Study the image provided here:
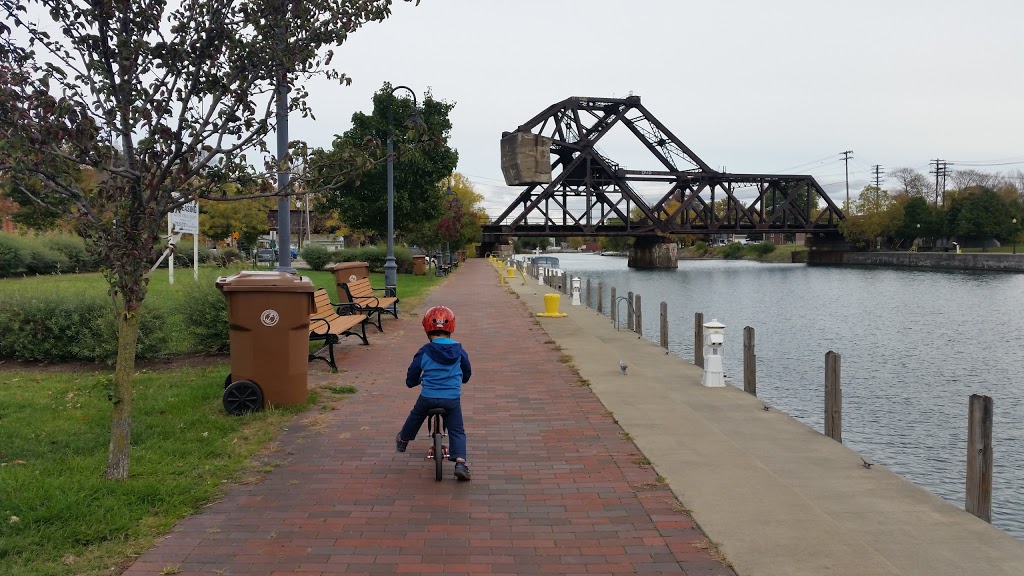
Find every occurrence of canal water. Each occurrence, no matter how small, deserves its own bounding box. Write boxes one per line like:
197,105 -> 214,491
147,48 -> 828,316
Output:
535,252 -> 1024,539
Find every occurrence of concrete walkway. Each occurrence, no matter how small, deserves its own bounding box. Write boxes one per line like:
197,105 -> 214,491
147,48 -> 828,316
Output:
123,259 -> 733,576
503,260 -> 1024,576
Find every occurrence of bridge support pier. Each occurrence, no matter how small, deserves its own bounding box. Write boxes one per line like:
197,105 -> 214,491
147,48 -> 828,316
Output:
628,238 -> 678,269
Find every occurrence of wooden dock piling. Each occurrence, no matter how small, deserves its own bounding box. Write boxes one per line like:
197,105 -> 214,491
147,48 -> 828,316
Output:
694,312 -> 704,368
825,351 -> 842,443
966,394 -> 993,523
743,326 -> 756,396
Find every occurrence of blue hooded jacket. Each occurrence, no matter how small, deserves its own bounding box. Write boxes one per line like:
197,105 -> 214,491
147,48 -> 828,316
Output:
406,337 -> 472,399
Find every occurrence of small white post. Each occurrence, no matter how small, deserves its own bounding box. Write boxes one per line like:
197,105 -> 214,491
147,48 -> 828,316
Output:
538,267 -> 544,285
571,276 -> 581,305
193,233 -> 199,281
701,319 -> 727,387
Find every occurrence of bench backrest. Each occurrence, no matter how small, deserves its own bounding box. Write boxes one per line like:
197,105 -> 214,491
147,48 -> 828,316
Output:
344,278 -> 375,298
312,289 -> 340,321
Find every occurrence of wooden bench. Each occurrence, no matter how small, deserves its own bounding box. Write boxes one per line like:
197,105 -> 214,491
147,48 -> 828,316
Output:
309,288 -> 369,372
338,278 -> 398,332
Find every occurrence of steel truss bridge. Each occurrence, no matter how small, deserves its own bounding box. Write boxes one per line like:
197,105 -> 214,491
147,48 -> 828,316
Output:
481,96 -> 845,245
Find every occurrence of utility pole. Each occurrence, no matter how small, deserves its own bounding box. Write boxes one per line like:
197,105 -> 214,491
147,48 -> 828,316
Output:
872,165 -> 884,189
841,151 -> 853,209
941,161 -> 952,206
930,159 -> 949,207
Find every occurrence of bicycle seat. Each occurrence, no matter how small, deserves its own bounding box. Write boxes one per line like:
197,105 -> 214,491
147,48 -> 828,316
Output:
426,408 -> 448,416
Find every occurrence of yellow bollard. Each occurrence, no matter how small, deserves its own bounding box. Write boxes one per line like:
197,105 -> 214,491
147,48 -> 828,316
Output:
506,266 -> 516,279
537,293 -> 568,317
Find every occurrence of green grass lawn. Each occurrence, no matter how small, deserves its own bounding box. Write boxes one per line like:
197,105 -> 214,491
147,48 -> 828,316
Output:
0,264 -> 450,573
0,366 -> 352,576
1,264 -> 442,303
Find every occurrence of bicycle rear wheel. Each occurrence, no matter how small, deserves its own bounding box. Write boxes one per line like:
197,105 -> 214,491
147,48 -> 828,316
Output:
433,432 -> 444,481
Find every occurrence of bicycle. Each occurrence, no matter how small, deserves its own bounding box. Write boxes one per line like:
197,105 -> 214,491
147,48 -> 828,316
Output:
425,408 -> 449,481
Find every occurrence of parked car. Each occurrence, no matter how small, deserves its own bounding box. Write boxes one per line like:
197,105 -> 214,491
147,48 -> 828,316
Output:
256,248 -> 276,262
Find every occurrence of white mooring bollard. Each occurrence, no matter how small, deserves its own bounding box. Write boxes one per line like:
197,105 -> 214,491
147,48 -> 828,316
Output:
571,276 -> 581,305
538,267 -> 545,285
701,319 -> 726,387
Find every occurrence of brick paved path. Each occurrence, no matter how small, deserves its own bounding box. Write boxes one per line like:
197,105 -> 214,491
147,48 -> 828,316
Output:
123,260 -> 734,576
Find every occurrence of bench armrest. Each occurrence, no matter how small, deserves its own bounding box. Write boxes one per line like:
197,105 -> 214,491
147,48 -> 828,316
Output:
334,302 -> 362,315
351,294 -> 381,308
309,317 -> 332,336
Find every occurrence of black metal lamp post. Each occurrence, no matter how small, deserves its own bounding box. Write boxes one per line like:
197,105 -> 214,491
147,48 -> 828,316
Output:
443,185 -> 461,267
1013,218 -> 1018,255
385,85 -> 420,297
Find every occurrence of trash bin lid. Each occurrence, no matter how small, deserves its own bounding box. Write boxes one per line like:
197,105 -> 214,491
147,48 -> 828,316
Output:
332,261 -> 369,271
216,270 -> 315,292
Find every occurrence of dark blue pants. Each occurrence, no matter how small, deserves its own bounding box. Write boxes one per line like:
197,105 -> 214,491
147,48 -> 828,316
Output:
398,395 -> 467,461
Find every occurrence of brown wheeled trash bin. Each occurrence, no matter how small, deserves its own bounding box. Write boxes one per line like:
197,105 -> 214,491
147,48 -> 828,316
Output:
331,261 -> 370,302
216,271 -> 316,415
412,254 -> 427,275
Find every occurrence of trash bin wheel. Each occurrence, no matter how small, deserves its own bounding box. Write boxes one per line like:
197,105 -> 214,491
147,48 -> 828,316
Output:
223,380 -> 263,416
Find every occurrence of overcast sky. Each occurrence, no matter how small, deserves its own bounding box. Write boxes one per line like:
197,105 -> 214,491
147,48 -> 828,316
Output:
284,0 -> 1024,217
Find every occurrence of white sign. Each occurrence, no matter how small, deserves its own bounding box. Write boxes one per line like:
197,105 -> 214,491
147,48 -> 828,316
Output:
260,309 -> 280,327
169,201 -> 199,235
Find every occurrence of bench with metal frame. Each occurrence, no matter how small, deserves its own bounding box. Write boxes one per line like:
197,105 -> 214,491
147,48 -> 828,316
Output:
309,288 -> 369,372
338,277 -> 399,332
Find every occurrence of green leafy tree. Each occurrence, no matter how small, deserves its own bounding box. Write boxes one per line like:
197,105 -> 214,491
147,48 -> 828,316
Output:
199,185 -> 273,247
953,187 -> 1014,248
0,0 -> 415,479
402,172 -> 484,253
839,186 -> 903,249
894,196 -> 942,246
311,84 -> 458,239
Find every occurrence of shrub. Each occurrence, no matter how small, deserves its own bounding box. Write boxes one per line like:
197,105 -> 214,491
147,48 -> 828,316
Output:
300,244 -> 331,271
42,235 -> 97,272
220,247 -> 240,263
752,240 -> 777,256
0,233 -> 28,276
330,245 -> 414,274
0,292 -> 169,362
721,242 -> 744,259
177,279 -> 228,353
24,245 -> 71,275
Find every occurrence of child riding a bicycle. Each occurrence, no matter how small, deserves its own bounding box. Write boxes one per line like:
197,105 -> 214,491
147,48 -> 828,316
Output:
396,305 -> 473,481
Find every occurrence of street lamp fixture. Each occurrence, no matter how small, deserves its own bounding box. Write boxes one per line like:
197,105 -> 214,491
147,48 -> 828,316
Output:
385,85 -> 421,297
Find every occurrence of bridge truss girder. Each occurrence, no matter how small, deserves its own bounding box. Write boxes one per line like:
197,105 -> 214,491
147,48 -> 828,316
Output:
482,96 -> 845,243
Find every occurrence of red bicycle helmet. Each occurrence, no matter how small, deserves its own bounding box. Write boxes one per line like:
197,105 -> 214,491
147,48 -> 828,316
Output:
422,305 -> 456,335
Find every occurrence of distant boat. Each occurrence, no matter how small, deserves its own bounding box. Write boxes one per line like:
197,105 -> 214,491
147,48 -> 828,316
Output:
600,251 -> 625,257
526,255 -> 563,278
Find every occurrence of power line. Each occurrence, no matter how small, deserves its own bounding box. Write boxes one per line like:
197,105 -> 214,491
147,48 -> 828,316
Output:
771,153 -> 844,174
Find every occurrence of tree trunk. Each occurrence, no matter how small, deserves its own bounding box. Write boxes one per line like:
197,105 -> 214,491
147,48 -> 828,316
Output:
105,307 -> 140,480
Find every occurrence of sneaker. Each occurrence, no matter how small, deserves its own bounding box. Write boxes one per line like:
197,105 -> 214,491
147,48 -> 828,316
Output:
395,433 -> 408,453
454,461 -> 471,481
